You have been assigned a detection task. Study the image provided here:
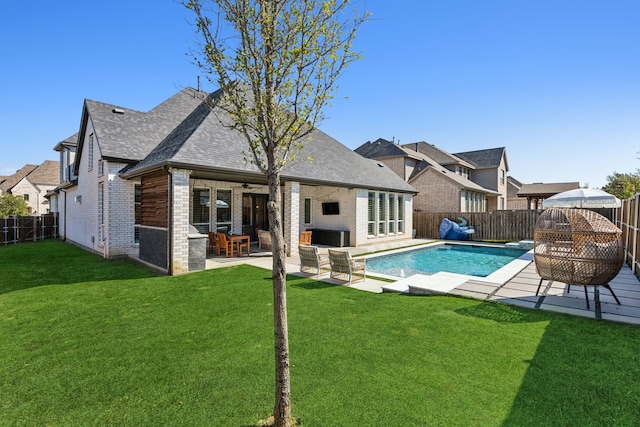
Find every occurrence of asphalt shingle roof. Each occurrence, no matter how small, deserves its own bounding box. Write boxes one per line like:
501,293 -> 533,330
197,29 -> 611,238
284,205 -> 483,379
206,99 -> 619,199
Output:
0,164 -> 38,192
402,141 -> 473,168
455,147 -> 507,169
90,88 -> 415,193
518,182 -> 580,197
26,160 -> 60,186
355,138 -> 496,194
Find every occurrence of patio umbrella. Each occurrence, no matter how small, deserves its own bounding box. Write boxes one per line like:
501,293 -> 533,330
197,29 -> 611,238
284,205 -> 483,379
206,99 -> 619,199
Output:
542,188 -> 621,209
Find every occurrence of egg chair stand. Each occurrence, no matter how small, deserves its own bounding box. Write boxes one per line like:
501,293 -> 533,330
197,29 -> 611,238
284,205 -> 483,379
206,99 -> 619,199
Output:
533,208 -> 624,310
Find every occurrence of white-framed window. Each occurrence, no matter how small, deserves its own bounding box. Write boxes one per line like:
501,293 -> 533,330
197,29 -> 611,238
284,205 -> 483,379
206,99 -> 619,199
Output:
23,194 -> 29,201
216,189 -> 232,233
368,191 -> 405,237
388,193 -> 396,234
500,169 -> 505,185
367,192 -> 376,236
134,184 -> 141,243
397,195 -> 404,233
98,160 -> 105,176
192,188 -> 210,234
88,133 -> 94,171
303,197 -> 312,225
378,192 -> 387,235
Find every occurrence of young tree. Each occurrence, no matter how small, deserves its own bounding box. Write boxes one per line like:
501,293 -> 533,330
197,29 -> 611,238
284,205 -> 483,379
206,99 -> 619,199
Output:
0,193 -> 30,218
602,171 -> 640,200
184,1 -> 367,425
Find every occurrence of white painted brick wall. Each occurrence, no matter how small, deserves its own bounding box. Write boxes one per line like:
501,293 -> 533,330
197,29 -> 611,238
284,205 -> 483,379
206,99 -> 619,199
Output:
284,181 -> 300,256
171,169 -> 191,274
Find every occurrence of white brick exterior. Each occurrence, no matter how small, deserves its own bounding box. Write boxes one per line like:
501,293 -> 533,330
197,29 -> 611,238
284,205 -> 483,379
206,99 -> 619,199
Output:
55,120 -> 141,258
171,168 -> 192,274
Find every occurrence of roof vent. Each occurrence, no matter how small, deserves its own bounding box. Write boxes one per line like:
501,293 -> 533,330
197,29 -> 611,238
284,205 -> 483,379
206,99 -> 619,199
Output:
377,163 -> 385,167
112,108 -> 125,114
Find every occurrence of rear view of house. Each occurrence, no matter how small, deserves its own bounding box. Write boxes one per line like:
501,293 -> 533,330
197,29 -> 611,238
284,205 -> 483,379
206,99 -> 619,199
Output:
50,88 -> 416,274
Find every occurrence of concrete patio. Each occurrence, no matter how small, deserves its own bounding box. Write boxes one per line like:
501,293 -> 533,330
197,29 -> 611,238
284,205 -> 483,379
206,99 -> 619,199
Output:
204,238 -> 640,326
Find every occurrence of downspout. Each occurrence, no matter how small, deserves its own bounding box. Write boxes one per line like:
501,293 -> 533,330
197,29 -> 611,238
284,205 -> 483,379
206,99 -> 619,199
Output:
60,189 -> 67,241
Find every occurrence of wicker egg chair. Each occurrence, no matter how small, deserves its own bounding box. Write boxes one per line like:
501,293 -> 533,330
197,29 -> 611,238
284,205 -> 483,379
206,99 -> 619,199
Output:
533,208 -> 624,309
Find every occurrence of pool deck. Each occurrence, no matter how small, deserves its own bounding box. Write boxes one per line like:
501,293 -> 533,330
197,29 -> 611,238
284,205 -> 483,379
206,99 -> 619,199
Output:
205,238 -> 640,326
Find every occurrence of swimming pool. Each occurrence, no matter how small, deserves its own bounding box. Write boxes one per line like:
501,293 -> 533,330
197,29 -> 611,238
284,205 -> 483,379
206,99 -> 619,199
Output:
366,243 -> 528,278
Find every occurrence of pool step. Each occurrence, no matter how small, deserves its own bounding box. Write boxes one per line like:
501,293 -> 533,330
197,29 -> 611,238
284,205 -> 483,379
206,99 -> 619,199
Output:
382,272 -> 471,295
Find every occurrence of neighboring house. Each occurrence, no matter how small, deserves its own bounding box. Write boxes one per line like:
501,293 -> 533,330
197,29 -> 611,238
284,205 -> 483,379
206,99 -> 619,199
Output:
0,161 -> 59,215
517,182 -> 580,209
49,87 -> 416,275
506,176 -> 528,209
355,139 -> 508,212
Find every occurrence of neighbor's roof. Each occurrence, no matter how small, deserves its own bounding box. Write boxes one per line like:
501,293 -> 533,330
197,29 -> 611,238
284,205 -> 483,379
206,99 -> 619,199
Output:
355,138 -> 421,160
25,160 -> 60,185
518,182 -> 580,197
356,138 -> 496,194
402,141 -> 475,168
0,164 -> 38,193
83,88 -> 416,193
455,147 -> 508,171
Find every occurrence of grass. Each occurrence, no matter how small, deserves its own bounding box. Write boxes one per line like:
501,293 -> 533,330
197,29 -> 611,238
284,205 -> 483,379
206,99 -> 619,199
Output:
2,240 -> 640,426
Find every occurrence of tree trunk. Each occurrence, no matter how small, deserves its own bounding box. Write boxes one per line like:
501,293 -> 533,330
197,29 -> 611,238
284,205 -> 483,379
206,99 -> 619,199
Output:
267,169 -> 292,426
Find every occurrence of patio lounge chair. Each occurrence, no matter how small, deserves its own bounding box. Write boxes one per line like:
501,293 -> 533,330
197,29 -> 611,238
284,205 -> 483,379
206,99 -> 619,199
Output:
299,231 -> 312,245
533,208 -> 624,309
328,249 -> 366,284
299,244 -> 329,276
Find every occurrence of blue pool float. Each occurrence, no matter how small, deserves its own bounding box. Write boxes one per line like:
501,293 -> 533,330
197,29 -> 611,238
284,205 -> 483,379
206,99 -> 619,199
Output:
439,218 -> 475,240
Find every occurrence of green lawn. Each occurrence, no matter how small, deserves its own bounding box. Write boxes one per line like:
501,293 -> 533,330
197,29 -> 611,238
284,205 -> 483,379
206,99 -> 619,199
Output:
1,240 -> 640,426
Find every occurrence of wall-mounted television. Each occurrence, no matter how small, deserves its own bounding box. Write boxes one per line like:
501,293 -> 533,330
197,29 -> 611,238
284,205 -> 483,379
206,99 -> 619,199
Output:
322,202 -> 340,215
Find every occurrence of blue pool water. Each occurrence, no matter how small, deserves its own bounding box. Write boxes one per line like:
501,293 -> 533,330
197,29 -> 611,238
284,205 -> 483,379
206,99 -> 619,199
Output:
366,244 -> 527,278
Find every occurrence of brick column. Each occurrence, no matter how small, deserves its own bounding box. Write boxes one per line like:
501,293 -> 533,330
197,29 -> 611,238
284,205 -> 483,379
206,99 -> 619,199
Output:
170,168 -> 191,274
283,181 -> 300,256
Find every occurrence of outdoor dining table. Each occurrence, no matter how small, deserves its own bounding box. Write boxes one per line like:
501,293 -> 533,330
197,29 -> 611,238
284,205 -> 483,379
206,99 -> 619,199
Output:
228,234 -> 251,256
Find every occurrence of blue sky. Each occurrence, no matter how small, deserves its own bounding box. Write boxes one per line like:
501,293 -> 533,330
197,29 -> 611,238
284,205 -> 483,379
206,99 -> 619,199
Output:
1,1 -> 638,188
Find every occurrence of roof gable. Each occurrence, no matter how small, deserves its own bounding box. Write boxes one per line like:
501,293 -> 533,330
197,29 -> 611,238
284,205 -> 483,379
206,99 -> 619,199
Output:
0,164 -> 38,193
25,160 -> 60,185
402,141 -> 474,168
455,147 -> 507,170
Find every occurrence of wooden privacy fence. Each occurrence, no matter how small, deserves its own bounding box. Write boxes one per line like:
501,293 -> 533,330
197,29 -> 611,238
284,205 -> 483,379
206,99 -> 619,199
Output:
1,214 -> 58,245
413,209 -> 617,243
617,194 -> 640,276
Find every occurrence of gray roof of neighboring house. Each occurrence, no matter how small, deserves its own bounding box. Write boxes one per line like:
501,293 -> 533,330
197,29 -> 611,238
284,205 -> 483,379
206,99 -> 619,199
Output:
0,164 -> 38,193
356,137 -> 496,194
354,138 -> 419,159
25,160 -> 60,186
402,141 -> 474,168
455,147 -> 507,170
84,88 -> 415,193
507,176 -> 523,187
518,182 -> 580,197
0,161 -> 59,192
